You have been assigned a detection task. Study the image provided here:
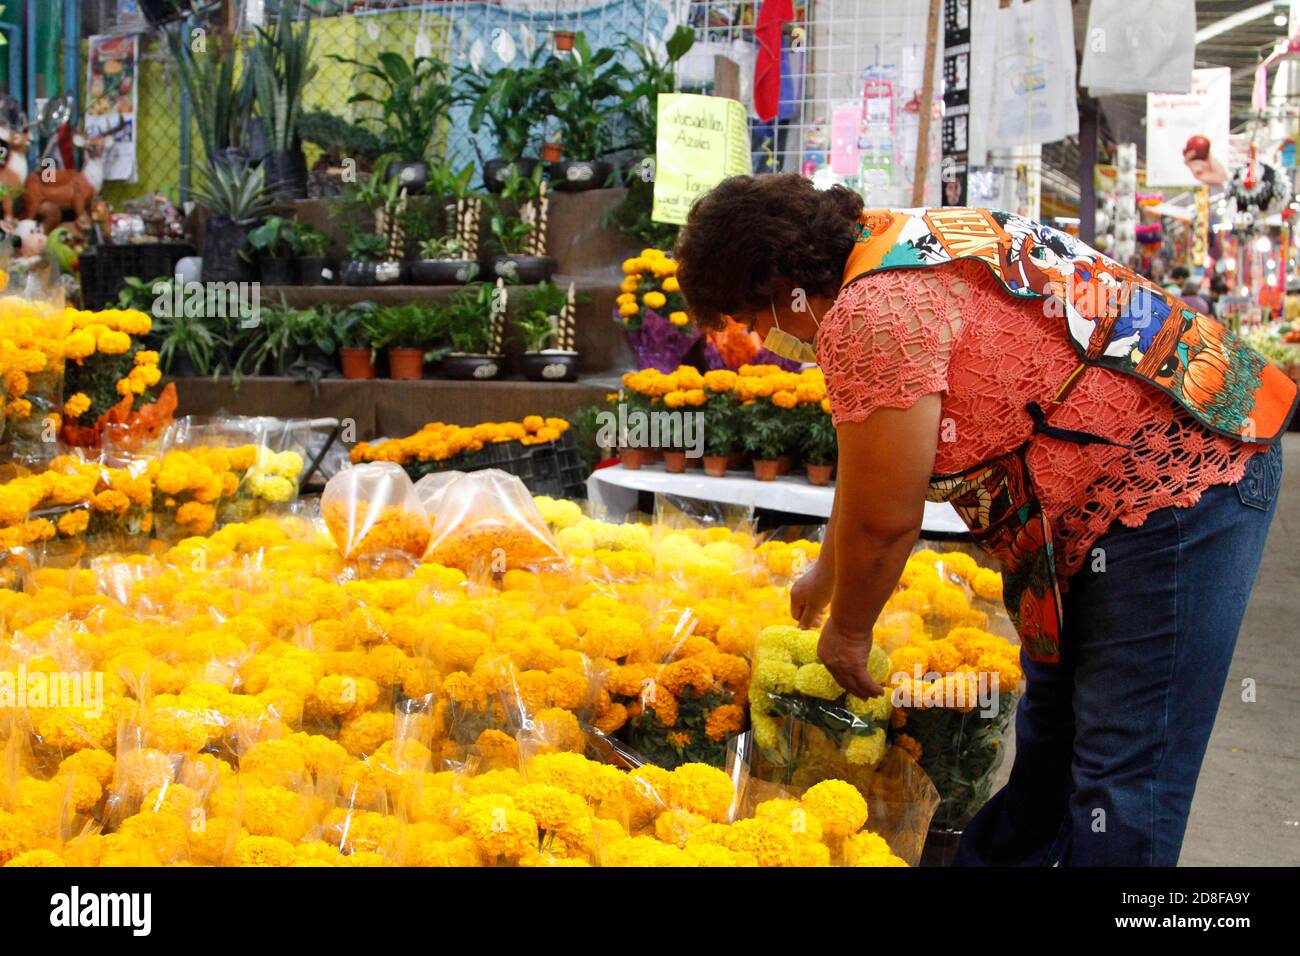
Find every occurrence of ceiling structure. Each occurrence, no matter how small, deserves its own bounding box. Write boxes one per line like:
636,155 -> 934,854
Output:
1044,0 -> 1296,212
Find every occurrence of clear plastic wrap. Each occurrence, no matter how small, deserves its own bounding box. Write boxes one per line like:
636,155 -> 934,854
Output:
321,462 -> 432,559
423,469 -> 564,573
413,470 -> 466,526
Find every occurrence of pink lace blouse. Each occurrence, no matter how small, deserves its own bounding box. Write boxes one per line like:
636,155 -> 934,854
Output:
817,259 -> 1261,583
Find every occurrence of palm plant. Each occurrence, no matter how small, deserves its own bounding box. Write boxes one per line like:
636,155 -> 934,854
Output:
542,33 -> 621,160
459,48 -> 551,161
332,52 -> 453,164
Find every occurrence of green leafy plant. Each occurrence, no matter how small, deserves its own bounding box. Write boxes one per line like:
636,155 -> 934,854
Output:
166,25 -> 248,166
704,393 -> 739,458
247,215 -> 303,259
296,224 -> 331,256
802,405 -> 838,466
441,282 -> 499,354
250,4 -> 317,153
335,301 -> 381,350
741,399 -> 796,461
515,281 -> 585,351
194,160 -> 272,222
605,26 -> 695,248
155,309 -> 224,377
298,109 -> 384,163
333,52 -> 453,164
366,304 -> 446,364
237,300 -> 340,375
459,50 -> 551,161
117,275 -> 175,312
418,236 -> 466,260
490,163 -> 544,255
542,33 -> 622,161
346,231 -> 387,262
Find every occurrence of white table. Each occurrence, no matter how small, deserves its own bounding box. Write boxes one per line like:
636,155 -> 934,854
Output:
587,464 -> 969,536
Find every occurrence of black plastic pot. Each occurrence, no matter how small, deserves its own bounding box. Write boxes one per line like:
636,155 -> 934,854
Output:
385,160 -> 430,194
489,254 -> 557,284
546,160 -> 613,192
342,259 -> 404,286
202,217 -> 254,284
299,256 -> 335,285
410,258 -> 479,285
438,354 -> 505,380
519,350 -> 579,382
341,260 -> 377,286
259,257 -> 296,286
262,147 -> 307,200
482,158 -> 541,193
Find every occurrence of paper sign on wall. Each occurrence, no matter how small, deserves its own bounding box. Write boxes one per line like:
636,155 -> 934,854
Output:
652,93 -> 751,225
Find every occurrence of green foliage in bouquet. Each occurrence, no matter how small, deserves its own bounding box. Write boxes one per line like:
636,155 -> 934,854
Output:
901,692 -> 1017,830
625,686 -> 732,770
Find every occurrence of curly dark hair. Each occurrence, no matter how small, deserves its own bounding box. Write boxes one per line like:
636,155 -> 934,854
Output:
673,173 -> 865,330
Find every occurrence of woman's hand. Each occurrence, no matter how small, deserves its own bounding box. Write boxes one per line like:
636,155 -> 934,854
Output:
818,616 -> 884,699
790,558 -> 834,628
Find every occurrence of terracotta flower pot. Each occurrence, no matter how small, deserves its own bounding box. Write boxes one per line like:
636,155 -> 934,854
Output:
806,463 -> 834,486
620,448 -> 647,470
541,142 -> 563,163
387,347 -> 425,380
753,459 -> 779,482
554,30 -> 575,51
663,450 -> 687,473
703,455 -> 728,477
340,347 -> 375,380
775,454 -> 794,476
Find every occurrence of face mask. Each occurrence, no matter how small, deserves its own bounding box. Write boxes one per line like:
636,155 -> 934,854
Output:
763,299 -> 821,365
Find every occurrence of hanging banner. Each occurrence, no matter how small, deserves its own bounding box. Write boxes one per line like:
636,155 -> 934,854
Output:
1145,67 -> 1231,188
84,34 -> 138,182
1079,0 -> 1195,96
983,0 -> 1078,150
940,0 -> 971,206
651,93 -> 751,225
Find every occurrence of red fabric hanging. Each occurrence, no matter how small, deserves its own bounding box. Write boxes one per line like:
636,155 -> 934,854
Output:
753,0 -> 794,121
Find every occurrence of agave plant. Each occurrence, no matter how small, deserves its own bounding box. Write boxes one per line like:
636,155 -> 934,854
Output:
193,160 -> 272,223
250,5 -> 317,153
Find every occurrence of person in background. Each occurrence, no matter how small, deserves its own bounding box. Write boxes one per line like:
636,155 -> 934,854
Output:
1180,277 -> 1211,315
1164,264 -> 1189,296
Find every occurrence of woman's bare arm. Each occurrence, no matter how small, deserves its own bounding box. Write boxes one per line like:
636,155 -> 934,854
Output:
819,395 -> 941,697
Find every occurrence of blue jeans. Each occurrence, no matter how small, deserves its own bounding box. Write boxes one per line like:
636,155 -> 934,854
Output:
955,442 -> 1283,866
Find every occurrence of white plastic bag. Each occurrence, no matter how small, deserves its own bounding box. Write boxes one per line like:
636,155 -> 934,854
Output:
423,469 -> 563,572
321,462 -> 431,559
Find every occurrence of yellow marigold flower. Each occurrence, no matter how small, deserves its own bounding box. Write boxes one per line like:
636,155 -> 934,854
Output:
668,310 -> 689,326
97,329 -> 132,355
618,301 -> 639,317
63,392 -> 91,418
668,763 -> 734,823
801,779 -> 868,835
642,291 -> 667,309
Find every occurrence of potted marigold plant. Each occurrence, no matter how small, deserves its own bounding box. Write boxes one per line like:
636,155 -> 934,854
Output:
702,384 -> 739,477
741,396 -> 793,481
803,403 -> 837,486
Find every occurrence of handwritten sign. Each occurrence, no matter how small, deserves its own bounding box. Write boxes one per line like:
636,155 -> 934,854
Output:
652,93 -> 751,225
